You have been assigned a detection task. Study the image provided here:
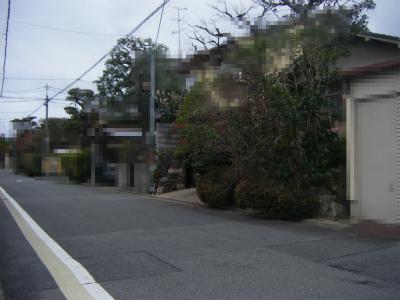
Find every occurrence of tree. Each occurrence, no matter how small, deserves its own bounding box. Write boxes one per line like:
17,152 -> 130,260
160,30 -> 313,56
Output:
178,9 -> 348,198
11,116 -> 37,127
64,88 -> 94,148
64,88 -> 94,120
252,0 -> 375,32
95,37 -> 168,98
190,0 -> 375,50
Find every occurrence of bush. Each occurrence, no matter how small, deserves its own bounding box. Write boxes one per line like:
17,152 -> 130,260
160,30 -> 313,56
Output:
18,153 -> 42,177
196,166 -> 236,208
234,179 -> 320,220
61,149 -> 90,183
234,180 -> 279,210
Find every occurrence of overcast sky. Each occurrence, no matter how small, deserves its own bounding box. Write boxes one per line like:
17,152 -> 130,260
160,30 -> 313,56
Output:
0,0 -> 399,135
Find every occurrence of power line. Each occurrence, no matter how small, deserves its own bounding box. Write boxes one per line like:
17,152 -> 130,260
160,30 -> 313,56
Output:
3,86 -> 46,93
48,0 -> 171,101
5,77 -> 92,82
7,18 -> 123,37
0,0 -> 12,97
0,110 -> 34,114
0,99 -> 42,103
155,0 -> 167,44
0,95 -> 66,101
28,103 -> 45,116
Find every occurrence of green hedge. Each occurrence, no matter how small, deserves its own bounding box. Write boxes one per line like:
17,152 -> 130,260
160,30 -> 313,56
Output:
196,166 -> 236,208
61,150 -> 90,183
18,153 -> 42,177
234,179 -> 320,220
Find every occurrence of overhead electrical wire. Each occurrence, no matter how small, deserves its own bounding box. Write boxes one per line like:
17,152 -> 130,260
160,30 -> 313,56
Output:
0,110 -> 35,114
5,77 -> 92,82
28,103 -> 45,116
48,0 -> 171,102
155,0 -> 167,44
7,18 -> 123,37
0,99 -> 42,103
2,0 -> 171,118
3,87 -> 46,94
0,95 -> 66,101
0,0 -> 12,97
4,86 -> 46,92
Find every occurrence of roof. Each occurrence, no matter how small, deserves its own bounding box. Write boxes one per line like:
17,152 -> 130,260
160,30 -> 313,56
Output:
342,58 -> 400,76
181,31 -> 400,74
357,32 -> 400,47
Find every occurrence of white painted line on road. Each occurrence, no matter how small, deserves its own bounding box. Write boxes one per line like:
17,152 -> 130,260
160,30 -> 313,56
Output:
0,186 -> 114,300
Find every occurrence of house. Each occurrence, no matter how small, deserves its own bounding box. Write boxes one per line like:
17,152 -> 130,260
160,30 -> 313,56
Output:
181,30 -> 400,237
339,33 -> 400,238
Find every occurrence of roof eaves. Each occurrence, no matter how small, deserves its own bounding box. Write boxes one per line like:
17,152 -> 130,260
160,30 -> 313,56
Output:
357,32 -> 400,48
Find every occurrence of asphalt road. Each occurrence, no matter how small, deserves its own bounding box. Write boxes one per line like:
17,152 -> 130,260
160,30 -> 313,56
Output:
0,170 -> 399,300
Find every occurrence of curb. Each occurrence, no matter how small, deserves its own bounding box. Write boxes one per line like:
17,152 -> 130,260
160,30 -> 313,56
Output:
304,218 -> 351,230
95,186 -> 205,208
128,190 -> 206,208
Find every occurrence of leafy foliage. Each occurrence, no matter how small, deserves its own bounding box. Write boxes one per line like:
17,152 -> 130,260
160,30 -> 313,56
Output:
178,12 -> 348,218
196,166 -> 236,208
234,179 -> 320,220
60,149 -> 91,183
17,153 -> 42,177
64,88 -> 94,148
11,116 -> 37,127
95,37 -> 168,98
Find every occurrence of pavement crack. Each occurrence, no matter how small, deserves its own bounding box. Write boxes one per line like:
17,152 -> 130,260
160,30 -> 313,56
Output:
316,245 -> 398,263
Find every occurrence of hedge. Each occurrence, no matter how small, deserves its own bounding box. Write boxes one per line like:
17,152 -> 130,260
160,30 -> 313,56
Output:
196,166 -> 236,208
234,179 -> 320,220
61,149 -> 90,183
18,153 -> 42,177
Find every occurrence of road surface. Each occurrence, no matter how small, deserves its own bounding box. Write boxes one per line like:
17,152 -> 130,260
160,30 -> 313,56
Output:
0,170 -> 399,299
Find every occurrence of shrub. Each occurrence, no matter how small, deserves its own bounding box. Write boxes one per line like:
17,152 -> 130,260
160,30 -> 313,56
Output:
19,153 -> 42,177
61,149 -> 90,183
234,179 -> 320,220
234,180 -> 279,210
196,166 -> 236,208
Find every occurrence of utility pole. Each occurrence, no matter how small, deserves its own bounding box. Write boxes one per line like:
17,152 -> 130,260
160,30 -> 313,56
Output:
148,53 -> 156,193
44,84 -> 50,158
171,6 -> 187,58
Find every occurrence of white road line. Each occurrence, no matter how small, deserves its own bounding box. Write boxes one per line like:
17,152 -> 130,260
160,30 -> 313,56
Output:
0,186 -> 114,300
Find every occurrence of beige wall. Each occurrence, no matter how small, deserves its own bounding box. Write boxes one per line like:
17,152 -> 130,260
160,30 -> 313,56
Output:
347,71 -> 400,225
338,39 -> 399,71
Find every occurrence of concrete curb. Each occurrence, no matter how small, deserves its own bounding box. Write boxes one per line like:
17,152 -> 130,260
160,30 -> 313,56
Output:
304,218 -> 351,230
95,186 -> 206,208
128,191 -> 206,208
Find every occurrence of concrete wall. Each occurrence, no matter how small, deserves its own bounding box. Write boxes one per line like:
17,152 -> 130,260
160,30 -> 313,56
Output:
133,163 -> 150,193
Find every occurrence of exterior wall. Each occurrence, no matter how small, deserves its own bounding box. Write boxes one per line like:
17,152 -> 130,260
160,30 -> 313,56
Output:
133,163 -> 150,193
347,71 -> 400,237
4,153 -> 11,169
155,122 -> 180,149
338,39 -> 400,71
42,156 -> 62,176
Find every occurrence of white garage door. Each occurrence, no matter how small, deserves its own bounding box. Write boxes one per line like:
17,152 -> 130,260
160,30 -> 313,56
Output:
356,97 -> 398,224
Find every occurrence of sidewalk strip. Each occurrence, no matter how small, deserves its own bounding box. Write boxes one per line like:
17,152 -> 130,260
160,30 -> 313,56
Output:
0,186 -> 114,300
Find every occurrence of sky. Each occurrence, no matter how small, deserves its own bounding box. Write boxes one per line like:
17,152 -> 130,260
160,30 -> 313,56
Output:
0,0 -> 399,136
